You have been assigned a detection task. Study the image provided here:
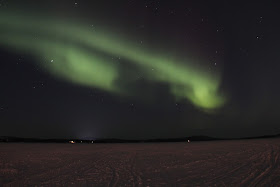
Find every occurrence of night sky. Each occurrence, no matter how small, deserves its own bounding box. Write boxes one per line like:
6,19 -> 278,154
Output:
1,1 -> 280,139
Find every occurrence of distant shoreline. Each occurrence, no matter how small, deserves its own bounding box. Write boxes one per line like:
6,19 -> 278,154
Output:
1,134 -> 279,143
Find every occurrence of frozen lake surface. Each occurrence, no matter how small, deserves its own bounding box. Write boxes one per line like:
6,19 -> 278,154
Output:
1,138 -> 280,186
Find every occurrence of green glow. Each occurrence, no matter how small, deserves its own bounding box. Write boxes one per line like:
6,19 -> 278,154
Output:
0,11 -> 226,110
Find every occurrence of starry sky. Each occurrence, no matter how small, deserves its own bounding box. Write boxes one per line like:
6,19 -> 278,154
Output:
1,0 -> 280,139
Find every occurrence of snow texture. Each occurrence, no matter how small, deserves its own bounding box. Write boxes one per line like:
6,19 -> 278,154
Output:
1,138 -> 280,186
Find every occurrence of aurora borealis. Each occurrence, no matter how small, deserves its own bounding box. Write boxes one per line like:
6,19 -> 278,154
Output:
1,0 -> 280,139
0,10 -> 225,110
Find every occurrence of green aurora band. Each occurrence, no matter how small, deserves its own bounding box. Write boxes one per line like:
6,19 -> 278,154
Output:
0,11 -> 226,110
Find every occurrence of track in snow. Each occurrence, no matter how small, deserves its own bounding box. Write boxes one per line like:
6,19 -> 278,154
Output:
0,138 -> 280,186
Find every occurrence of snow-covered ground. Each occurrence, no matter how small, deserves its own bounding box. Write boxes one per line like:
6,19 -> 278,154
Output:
1,138 -> 279,186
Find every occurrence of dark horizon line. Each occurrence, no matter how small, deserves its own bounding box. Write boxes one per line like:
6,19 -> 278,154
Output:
1,133 -> 280,143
